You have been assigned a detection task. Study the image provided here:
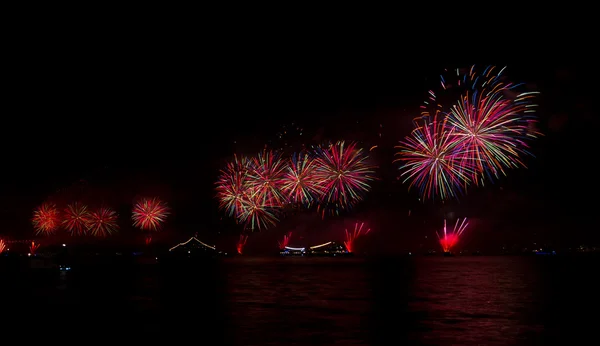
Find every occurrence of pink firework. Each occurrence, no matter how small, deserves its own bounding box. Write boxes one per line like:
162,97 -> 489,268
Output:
314,141 -> 375,215
281,152 -> 323,207
344,222 -> 371,253
437,218 -> 469,253
88,208 -> 119,237
278,232 -> 292,250
246,149 -> 287,206
32,203 -> 61,235
237,234 -> 248,254
62,202 -> 92,235
215,154 -> 252,218
132,197 -> 170,231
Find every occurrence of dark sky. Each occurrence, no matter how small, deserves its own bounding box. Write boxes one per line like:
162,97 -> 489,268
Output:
2,32 -> 598,251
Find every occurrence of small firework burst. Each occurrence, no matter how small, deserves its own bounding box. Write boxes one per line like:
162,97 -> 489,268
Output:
29,241 -> 40,255
281,152 -> 322,207
88,208 -> 119,237
32,203 -> 61,235
62,202 -> 92,235
437,218 -> 469,253
132,197 -> 170,231
344,222 -> 371,253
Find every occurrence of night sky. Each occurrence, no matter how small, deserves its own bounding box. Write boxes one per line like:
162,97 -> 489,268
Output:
3,37 -> 598,252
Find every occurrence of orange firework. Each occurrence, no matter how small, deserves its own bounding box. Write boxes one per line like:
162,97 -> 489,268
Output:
437,218 -> 469,253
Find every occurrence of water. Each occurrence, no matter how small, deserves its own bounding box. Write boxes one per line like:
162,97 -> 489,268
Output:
2,256 -> 598,345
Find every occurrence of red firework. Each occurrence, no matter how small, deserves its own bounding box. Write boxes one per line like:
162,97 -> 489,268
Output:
0,239 -> 6,253
62,202 -> 92,235
278,232 -> 292,250
344,222 -> 371,253
246,149 -> 287,206
29,241 -> 40,255
237,235 -> 248,254
145,236 -> 152,245
132,197 -> 170,231
215,154 -> 251,218
32,203 -> 61,235
88,208 -> 119,237
281,152 -> 323,206
437,218 -> 469,253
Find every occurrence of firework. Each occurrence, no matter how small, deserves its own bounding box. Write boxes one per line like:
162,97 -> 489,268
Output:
88,208 -> 119,237
236,235 -> 248,254
281,152 -> 322,206
62,202 -> 92,235
29,241 -> 40,255
314,141 -> 375,215
132,197 -> 170,231
394,115 -> 473,201
0,239 -> 5,253
145,236 -> 152,245
32,203 -> 61,235
215,154 -> 252,218
278,232 -> 292,250
237,195 -> 279,231
437,218 -> 469,253
246,149 -> 287,206
344,222 -> 371,253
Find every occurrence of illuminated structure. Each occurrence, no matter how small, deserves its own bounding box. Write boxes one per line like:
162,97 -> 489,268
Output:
280,246 -> 305,256
167,237 -> 222,258
306,241 -> 348,256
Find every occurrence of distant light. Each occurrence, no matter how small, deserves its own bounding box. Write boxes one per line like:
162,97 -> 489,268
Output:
27,253 -> 31,256
62,244 -> 66,247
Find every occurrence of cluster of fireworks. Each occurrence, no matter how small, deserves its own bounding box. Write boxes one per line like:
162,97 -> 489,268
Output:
395,65 -> 540,200
216,141 -> 376,231
30,197 -> 170,238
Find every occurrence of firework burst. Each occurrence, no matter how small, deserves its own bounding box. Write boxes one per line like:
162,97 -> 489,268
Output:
215,154 -> 252,218
278,232 -> 292,250
437,218 -> 469,253
394,115 -> 473,201
32,203 -> 61,235
88,208 -> 119,237
281,152 -> 322,206
314,141 -> 375,216
62,202 -> 92,235
132,197 -> 170,231
344,222 -> 371,253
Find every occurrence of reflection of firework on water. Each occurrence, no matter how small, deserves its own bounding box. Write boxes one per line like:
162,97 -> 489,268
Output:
132,197 -> 170,231
437,218 -> 469,253
247,150 -> 287,206
29,241 -> 40,255
314,141 -> 375,216
278,232 -> 292,249
395,115 -> 473,201
281,152 -> 322,207
62,202 -> 92,235
442,66 -> 541,184
215,154 -> 251,218
236,235 -> 248,254
88,208 -> 119,237
344,222 -> 371,253
32,203 -> 61,235
0,239 -> 5,253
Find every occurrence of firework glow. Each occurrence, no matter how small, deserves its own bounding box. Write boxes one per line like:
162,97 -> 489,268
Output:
132,197 -> 170,231
278,232 -> 292,250
0,239 -> 5,253
62,202 -> 92,235
32,203 -> 61,235
437,218 -> 469,253
88,208 -> 119,237
29,241 -> 40,255
395,65 -> 540,200
344,222 -> 371,253
237,235 -> 248,254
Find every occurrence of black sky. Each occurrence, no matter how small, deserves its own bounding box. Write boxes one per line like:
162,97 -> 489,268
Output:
2,28 -> 598,250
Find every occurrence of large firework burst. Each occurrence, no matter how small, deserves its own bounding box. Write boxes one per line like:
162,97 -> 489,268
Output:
32,203 -> 61,235
88,208 -> 119,237
281,152 -> 322,206
132,197 -> 170,231
62,202 -> 92,235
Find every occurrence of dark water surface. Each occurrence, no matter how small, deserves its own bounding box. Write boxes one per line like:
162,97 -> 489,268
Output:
2,256 -> 598,345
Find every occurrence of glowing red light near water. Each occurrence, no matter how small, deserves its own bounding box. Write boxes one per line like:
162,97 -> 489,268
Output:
278,232 -> 292,250
237,235 -> 248,254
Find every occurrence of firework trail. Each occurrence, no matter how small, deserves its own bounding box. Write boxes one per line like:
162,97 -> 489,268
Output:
236,235 -> 248,254
281,152 -> 323,207
437,218 -> 469,253
0,239 -> 5,253
88,208 -> 119,237
314,141 -> 375,216
215,154 -> 252,218
32,203 -> 61,235
344,222 -> 371,253
62,202 -> 92,235
394,115 -> 473,201
29,241 -> 40,255
278,232 -> 292,250
132,197 -> 170,231
246,149 -> 287,206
